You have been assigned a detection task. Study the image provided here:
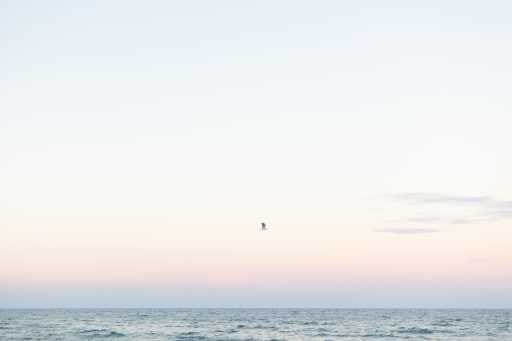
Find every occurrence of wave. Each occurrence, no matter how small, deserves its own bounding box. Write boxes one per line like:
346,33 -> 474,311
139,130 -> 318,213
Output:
175,331 -> 208,340
175,333 -> 284,341
301,320 -> 319,325
396,326 -> 434,334
361,332 -> 395,338
78,328 -> 126,338
432,320 -> 455,327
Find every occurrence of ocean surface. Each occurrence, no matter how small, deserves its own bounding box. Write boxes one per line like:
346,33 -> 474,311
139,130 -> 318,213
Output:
0,309 -> 511,340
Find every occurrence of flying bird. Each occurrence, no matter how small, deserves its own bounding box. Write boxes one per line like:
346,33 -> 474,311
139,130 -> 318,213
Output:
261,222 -> 267,231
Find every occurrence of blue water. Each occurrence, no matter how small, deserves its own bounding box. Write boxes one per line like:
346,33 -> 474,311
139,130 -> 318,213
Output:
0,309 -> 510,340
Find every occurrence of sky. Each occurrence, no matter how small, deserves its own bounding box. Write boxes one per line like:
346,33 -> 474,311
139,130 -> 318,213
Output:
1,0 -> 512,308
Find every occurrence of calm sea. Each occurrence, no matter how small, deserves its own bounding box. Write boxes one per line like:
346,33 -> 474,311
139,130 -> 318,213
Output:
0,309 -> 510,340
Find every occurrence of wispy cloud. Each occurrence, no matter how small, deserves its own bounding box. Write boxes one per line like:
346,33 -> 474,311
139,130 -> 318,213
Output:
375,228 -> 440,234
388,192 -> 512,225
402,216 -> 484,225
388,192 -> 492,205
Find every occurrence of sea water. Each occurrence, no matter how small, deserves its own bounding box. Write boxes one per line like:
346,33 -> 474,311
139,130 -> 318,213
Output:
0,309 -> 511,340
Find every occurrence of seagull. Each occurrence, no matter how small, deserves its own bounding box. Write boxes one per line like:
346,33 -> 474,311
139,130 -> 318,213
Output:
261,222 -> 267,231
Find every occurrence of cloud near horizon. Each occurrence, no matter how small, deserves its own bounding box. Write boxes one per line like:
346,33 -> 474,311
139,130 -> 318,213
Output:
388,192 -> 512,225
388,193 -> 493,205
375,228 -> 440,234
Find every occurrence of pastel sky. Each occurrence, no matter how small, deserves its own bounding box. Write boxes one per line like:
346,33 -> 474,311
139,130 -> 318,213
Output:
1,0 -> 512,308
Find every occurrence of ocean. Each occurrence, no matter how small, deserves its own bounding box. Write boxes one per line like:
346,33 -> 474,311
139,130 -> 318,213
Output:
0,309 -> 510,340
